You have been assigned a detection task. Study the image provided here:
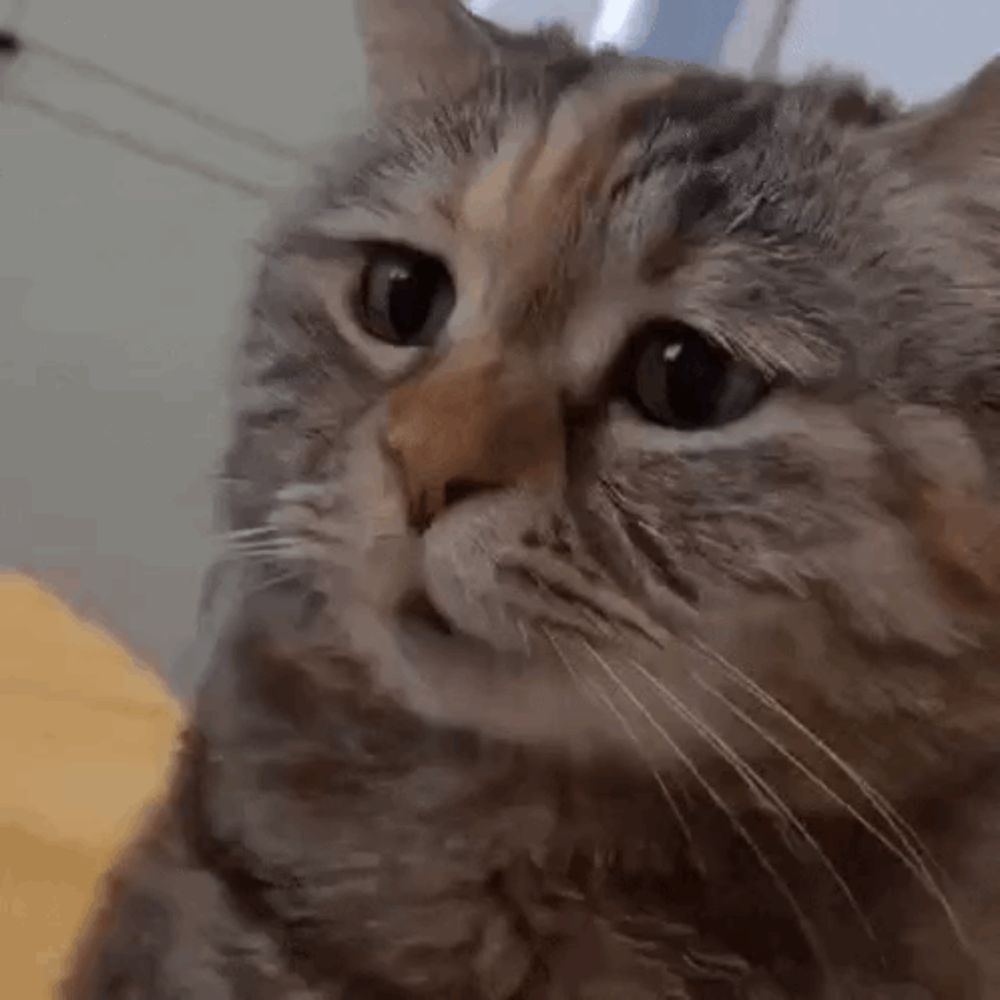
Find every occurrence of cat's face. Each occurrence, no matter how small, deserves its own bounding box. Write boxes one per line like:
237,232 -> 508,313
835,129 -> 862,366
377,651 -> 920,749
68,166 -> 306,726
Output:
226,0 -> 1000,812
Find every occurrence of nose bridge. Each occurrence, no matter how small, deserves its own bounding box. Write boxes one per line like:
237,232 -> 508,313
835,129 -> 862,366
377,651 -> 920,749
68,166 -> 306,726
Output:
384,338 -> 564,528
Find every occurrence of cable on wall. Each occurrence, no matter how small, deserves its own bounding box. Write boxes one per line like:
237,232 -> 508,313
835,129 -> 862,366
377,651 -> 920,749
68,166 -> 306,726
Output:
20,36 -> 309,165
8,89 -> 275,202
0,18 -> 290,203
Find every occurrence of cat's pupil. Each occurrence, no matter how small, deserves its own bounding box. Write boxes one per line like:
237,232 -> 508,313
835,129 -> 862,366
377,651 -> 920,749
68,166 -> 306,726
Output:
359,247 -> 454,347
628,321 -> 767,430
386,264 -> 430,341
661,333 -> 724,426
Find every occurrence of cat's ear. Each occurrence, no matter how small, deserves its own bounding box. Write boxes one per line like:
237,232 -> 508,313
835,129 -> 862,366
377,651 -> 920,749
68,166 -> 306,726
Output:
355,0 -> 497,110
885,58 -> 1000,179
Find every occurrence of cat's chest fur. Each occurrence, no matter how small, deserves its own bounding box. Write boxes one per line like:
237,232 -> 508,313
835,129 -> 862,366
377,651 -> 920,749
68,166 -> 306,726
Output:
65,646 -> 994,1000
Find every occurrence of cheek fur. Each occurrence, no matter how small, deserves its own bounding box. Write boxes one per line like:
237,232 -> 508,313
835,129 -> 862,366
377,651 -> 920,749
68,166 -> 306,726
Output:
574,403 -> 976,657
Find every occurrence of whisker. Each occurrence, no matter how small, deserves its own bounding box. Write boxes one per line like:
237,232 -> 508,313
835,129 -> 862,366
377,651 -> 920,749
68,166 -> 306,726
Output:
686,635 -> 965,944
610,588 -> 953,920
579,638 -> 832,977
623,655 -> 877,946
688,642 -> 932,862
222,525 -> 279,541
682,662 -> 949,914
225,524 -> 355,563
243,568 -> 303,597
544,628 -> 692,844
688,642 -> 945,865
224,542 -> 298,561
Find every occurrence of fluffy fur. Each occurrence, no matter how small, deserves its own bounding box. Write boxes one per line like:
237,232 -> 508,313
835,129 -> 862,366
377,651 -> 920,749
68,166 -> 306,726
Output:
65,2 -> 1000,996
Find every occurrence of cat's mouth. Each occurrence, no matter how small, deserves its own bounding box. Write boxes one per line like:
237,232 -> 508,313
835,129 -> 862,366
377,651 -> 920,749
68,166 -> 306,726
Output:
397,588 -> 455,638
392,582 -> 518,692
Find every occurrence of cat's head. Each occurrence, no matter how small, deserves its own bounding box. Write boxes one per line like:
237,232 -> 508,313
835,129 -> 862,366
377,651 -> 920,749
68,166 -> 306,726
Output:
225,0 -> 1000,815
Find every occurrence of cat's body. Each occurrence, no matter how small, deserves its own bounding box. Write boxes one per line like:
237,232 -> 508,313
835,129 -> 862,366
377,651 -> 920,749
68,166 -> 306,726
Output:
65,3 -> 1000,997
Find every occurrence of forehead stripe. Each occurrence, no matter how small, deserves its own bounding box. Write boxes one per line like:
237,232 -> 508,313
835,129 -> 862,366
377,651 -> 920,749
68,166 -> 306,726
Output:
460,70 -> 682,239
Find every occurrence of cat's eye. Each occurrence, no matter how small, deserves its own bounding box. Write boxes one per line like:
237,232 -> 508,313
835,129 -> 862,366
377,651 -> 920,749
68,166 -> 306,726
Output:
357,245 -> 454,347
624,321 -> 769,430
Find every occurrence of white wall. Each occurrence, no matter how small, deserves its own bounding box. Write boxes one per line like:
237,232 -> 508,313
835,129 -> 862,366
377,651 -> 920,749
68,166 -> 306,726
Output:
1,1 -> 365,689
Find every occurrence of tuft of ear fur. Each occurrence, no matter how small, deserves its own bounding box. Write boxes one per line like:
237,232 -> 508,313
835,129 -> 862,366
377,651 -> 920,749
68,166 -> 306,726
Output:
354,0 -> 497,110
885,57 -> 1000,179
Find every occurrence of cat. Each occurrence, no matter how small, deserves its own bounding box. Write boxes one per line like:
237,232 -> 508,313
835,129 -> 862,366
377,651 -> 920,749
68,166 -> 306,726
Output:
63,1 -> 1000,997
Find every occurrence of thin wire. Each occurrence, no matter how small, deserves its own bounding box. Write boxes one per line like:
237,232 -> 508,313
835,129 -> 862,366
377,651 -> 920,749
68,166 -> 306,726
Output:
20,35 -> 308,165
8,90 -> 274,202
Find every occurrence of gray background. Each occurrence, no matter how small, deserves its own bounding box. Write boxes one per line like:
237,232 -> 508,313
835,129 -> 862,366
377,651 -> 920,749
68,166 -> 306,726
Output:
2,0 -> 365,685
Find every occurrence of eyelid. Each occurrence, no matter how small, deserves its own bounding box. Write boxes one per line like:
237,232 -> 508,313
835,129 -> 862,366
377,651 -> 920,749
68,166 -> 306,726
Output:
278,231 -> 361,262
303,206 -> 454,261
353,238 -> 443,262
699,325 -> 836,386
309,205 -> 408,240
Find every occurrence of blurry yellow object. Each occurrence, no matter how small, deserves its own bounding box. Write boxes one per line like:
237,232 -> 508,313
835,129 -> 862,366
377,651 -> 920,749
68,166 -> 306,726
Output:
0,573 -> 182,999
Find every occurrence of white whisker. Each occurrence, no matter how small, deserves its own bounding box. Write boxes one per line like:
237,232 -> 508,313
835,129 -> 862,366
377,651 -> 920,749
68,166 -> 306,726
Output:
686,635 -> 965,944
225,540 -> 293,555
544,628 -> 692,843
222,525 -> 278,541
624,655 -> 876,946
683,661 -> 950,916
244,569 -> 303,597
579,638 -> 832,977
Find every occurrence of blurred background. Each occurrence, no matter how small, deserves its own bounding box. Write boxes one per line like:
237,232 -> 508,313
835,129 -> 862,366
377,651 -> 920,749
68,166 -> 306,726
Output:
2,0 -> 999,694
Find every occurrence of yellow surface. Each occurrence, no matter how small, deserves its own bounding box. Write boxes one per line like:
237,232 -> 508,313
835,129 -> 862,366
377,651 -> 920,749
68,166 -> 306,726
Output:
0,573 -> 182,999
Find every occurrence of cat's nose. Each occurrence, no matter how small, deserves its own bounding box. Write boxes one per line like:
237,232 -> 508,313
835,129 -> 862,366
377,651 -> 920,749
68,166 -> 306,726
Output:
383,340 -> 564,531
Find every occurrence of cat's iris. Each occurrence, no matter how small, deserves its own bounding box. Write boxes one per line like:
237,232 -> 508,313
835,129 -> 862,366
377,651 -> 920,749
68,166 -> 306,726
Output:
625,321 -> 769,430
358,245 -> 454,347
